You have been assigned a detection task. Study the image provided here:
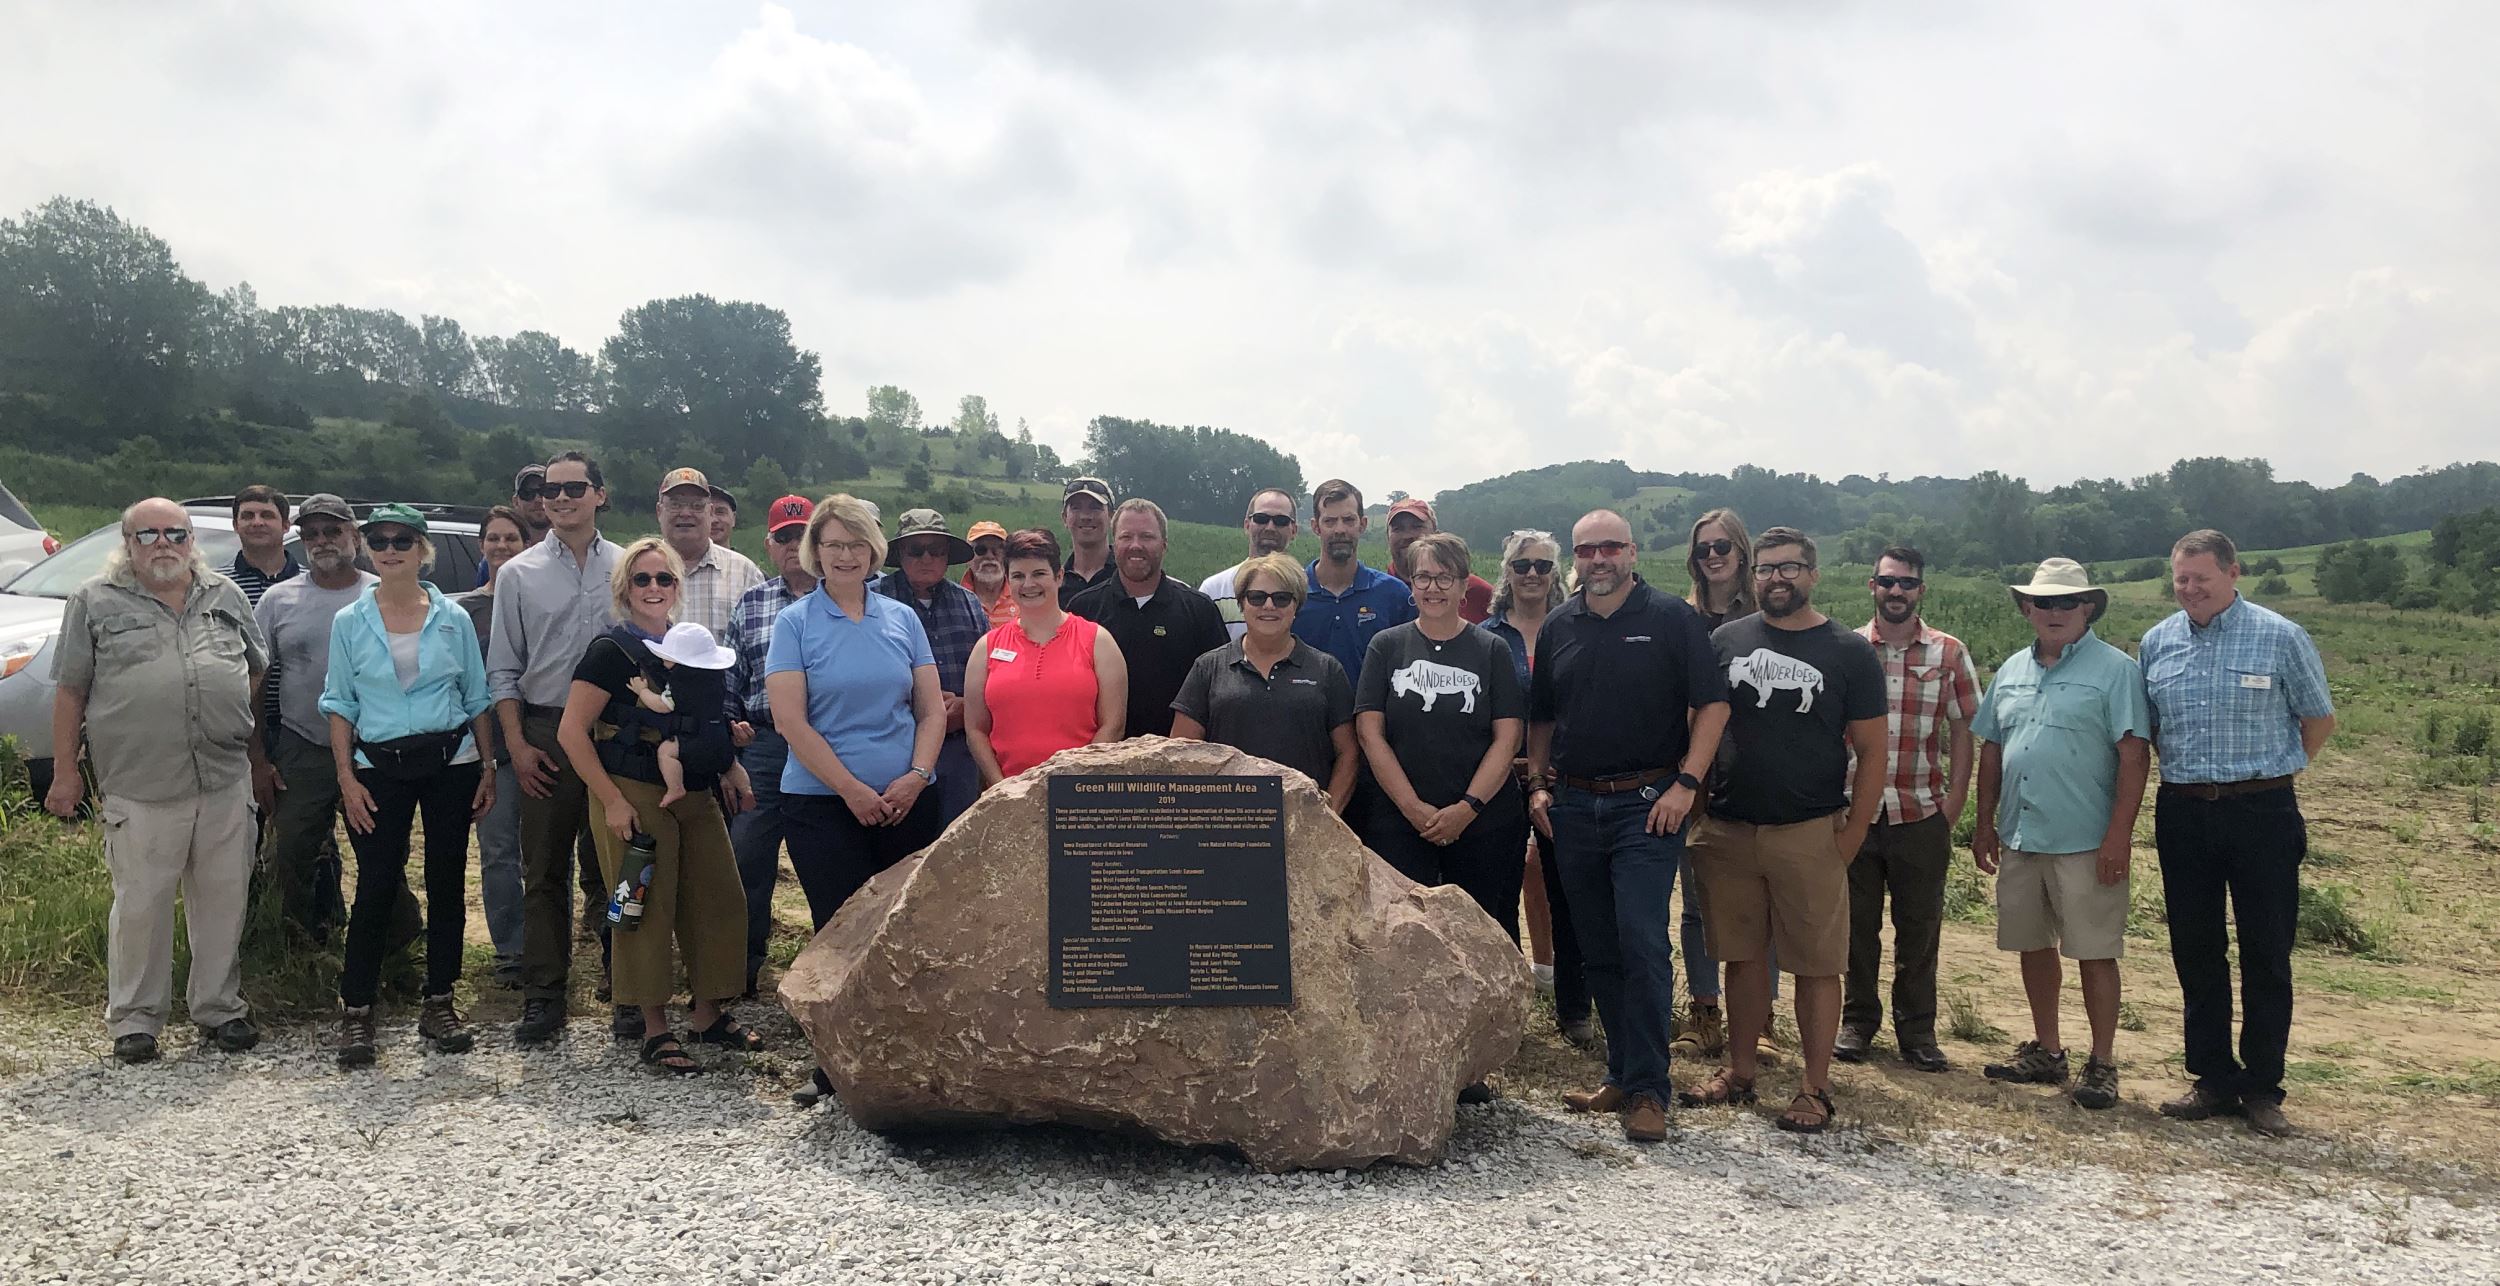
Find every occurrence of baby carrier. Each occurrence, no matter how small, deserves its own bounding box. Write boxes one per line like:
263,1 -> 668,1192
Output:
593,625 -> 735,787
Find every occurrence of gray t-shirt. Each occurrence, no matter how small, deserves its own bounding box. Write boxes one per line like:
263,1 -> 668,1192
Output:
254,571 -> 375,744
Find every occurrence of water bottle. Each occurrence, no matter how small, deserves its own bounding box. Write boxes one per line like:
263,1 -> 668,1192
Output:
617,831 -> 659,931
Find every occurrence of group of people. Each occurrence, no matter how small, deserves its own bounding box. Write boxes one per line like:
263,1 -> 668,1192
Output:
49,461 -> 2332,1151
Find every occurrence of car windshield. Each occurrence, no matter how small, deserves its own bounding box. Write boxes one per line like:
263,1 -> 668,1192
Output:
5,523 -> 242,599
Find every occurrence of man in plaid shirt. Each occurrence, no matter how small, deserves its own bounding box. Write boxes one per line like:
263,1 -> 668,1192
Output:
722,494 -> 816,998
657,467 -> 764,638
1838,545 -> 1979,1072
873,508 -> 990,828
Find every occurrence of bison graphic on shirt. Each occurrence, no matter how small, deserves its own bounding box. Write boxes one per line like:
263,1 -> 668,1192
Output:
1728,647 -> 1825,712
1389,657 -> 1480,713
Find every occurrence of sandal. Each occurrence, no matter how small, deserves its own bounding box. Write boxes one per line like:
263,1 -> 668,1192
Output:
1676,1068 -> 1758,1108
689,1013 -> 764,1051
1776,1087 -> 1835,1134
639,1032 -> 701,1076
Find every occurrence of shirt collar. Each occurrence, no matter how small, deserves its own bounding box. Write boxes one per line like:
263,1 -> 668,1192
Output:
1857,615 -> 1945,650
230,549 -> 299,579
1225,636 -> 1304,672
810,583 -> 881,622
2192,594 -> 2247,634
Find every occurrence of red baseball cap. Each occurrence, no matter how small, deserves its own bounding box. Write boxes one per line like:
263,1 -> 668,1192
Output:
766,494 -> 813,533
1386,498 -> 1434,526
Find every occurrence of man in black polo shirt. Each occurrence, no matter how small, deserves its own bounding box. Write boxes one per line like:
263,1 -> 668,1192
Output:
1525,509 -> 1729,1143
1070,498 -> 1229,738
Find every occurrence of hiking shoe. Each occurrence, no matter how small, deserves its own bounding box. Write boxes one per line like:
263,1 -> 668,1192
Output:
1983,1040 -> 2070,1085
1754,1016 -> 1793,1066
2244,1100 -> 2295,1138
197,1017 -> 261,1053
1901,1043 -> 1951,1073
1563,1083 -> 1625,1114
1621,1092 -> 1671,1143
1833,1027 -> 1873,1064
2072,1056 -> 2120,1109
1559,1016 -> 1599,1048
337,1007 -> 378,1069
513,996 -> 566,1047
112,1033 -> 159,1065
2159,1085 -> 2241,1121
1668,1003 -> 1726,1059
418,994 -> 475,1054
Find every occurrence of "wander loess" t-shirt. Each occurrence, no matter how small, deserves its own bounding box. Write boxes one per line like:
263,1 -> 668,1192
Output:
1354,620 -> 1525,813
1708,613 -> 1885,826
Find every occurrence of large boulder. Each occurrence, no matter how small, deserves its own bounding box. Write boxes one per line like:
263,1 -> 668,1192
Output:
781,737 -> 1531,1171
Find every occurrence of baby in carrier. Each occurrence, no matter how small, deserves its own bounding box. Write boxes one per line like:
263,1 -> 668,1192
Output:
629,623 -> 737,806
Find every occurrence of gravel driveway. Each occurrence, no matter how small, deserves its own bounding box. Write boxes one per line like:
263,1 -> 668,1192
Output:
3,1019 -> 2492,1285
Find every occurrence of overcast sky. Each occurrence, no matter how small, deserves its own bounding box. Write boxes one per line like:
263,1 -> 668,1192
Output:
6,1 -> 2493,500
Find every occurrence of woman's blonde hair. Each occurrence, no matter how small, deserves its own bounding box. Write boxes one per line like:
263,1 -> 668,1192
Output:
1686,507 -> 1756,618
1491,529 -> 1563,616
1233,552 -> 1306,605
609,536 -> 686,624
804,493 -> 886,578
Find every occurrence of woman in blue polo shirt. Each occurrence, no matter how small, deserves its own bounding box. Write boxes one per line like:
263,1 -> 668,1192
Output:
765,493 -> 948,929
317,504 -> 496,1069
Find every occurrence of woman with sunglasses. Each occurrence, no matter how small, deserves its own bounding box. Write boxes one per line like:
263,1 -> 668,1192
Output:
1486,529 -> 1594,1046
558,536 -> 760,1075
317,505 -> 497,1067
457,505 -> 532,986
1676,506 -> 1777,1064
1686,507 -> 1756,629
1356,531 -> 1530,948
967,527 -> 1127,785
1170,551 -> 1355,809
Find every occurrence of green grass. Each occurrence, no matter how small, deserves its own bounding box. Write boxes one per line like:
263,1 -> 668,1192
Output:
1944,988 -> 2008,1045
2296,882 -> 2394,958
2284,1059 -> 2355,1085
2388,1061 -> 2500,1100
2303,964 -> 2457,1005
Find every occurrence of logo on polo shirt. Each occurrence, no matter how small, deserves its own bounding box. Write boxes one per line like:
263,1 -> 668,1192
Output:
1622,634 -> 1653,643
1153,625 -> 1167,637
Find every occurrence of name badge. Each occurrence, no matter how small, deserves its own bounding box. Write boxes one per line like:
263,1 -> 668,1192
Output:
990,648 -> 1019,662
2238,673 -> 2273,690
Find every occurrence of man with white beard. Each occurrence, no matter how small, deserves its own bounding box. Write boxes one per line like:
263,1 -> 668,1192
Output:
960,521 -> 1014,628
253,494 -> 379,944
49,499 -> 270,1063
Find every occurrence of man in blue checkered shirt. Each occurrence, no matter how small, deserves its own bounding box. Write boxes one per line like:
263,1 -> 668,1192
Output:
2139,528 -> 2335,1140
873,508 -> 989,829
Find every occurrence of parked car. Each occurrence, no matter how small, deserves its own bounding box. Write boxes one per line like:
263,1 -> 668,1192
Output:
0,497 -> 487,798
0,478 -> 61,586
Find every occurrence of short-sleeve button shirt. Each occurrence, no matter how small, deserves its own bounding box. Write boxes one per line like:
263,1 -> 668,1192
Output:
54,566 -> 268,802
2139,595 -> 2334,784
1293,560 -> 1416,688
763,586 -> 935,795
1972,630 -> 2153,855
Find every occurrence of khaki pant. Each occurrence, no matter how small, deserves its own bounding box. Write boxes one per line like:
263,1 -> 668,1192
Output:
588,776 -> 744,1009
101,791 -> 254,1038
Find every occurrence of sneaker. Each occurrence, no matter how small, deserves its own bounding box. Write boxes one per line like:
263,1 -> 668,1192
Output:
418,994 -> 475,1054
2072,1056 -> 2120,1109
1900,1043 -> 1951,1073
513,996 -> 566,1047
196,1017 -> 261,1053
2159,1084 -> 2242,1121
1668,1003 -> 1726,1060
337,1007 -> 378,1069
2244,1100 -> 2295,1138
111,1033 -> 159,1065
1620,1091 -> 1671,1143
1982,1040 -> 2070,1085
792,1067 -> 836,1108
1833,1027 -> 1873,1064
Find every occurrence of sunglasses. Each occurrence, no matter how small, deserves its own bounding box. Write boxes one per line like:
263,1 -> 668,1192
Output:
541,480 -> 595,499
1693,538 -> 1736,558
1872,575 -> 1922,591
1753,561 -> 1814,581
516,484 -> 544,500
2026,594 -> 2088,612
132,527 -> 192,546
769,528 -> 805,545
367,533 -> 420,552
1240,589 -> 1298,608
1509,558 -> 1555,576
898,541 -> 951,559
630,571 -> 679,588
1573,540 -> 1631,559
1247,513 -> 1294,527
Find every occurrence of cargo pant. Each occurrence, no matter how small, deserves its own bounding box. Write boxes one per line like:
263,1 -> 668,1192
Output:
101,791 -> 254,1038
518,708 -> 608,1002
588,776 -> 746,1009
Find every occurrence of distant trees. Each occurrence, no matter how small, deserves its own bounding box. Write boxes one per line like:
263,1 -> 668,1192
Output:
0,197 -> 210,423
600,295 -> 825,470
1079,416 -> 1304,526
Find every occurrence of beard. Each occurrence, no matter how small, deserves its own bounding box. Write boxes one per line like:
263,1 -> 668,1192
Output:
1878,596 -> 1915,622
1324,537 -> 1356,562
971,562 -> 1006,589
135,551 -> 192,588
1763,585 -> 1809,619
1251,532 -> 1289,555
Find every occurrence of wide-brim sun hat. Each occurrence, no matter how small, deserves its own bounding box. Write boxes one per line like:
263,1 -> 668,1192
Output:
648,622 -> 735,670
2009,556 -> 2109,623
886,508 -> 976,566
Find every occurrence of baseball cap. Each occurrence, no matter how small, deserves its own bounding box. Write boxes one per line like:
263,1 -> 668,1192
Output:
1062,476 -> 1113,505
1386,498 -> 1434,527
659,467 -> 710,495
358,502 -> 429,536
708,484 -> 736,510
296,493 -> 353,525
966,520 -> 1009,545
766,495 -> 813,533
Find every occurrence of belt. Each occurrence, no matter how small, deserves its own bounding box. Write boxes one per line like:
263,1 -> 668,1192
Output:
1560,767 -> 1673,796
522,702 -> 567,722
2160,775 -> 2294,800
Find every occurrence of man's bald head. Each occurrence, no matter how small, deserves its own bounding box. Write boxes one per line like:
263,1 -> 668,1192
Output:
122,497 -> 186,532
1572,509 -> 1633,546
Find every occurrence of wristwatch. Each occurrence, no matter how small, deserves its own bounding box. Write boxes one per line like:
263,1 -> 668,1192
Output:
911,765 -> 936,785
1460,793 -> 1486,812
1672,772 -> 1702,792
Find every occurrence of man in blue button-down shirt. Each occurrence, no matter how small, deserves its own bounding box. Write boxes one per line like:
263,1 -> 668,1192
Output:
1293,479 -> 1415,687
2140,529 -> 2334,1139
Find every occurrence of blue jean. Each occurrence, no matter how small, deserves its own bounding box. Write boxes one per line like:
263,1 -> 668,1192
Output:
731,732 -> 797,986
1550,787 -> 1685,1098
476,761 -> 525,963
934,732 -> 980,829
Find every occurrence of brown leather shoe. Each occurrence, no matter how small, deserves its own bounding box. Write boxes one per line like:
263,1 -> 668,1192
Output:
1620,1091 -> 1670,1143
2243,1100 -> 2295,1138
1563,1083 -> 1625,1114
2158,1084 -> 2241,1121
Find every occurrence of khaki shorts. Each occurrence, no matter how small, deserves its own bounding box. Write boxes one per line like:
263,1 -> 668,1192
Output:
1996,847 -> 2129,961
1687,812 -> 1849,978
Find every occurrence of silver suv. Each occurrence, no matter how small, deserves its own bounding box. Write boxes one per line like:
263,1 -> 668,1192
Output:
0,497 -> 487,796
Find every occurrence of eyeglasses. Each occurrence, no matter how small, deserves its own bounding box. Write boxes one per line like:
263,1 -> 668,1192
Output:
1573,540 -> 1631,559
660,495 -> 709,512
630,571 -> 679,588
1240,589 -> 1298,608
770,528 -> 805,545
1246,513 -> 1294,527
1871,575 -> 1922,591
1411,573 -> 1462,590
367,533 -> 420,552
1508,558 -> 1555,576
2026,594 -> 2088,612
541,480 -> 595,499
1693,538 -> 1736,558
819,539 -> 872,557
1753,561 -> 1814,581
131,527 -> 192,546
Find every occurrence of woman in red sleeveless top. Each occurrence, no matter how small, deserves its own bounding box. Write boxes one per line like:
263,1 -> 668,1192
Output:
966,528 -> 1129,784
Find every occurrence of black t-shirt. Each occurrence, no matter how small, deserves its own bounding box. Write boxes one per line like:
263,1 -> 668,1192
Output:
1355,621 -> 1526,817
1528,578 -> 1727,778
1708,614 -> 1885,825
573,633 -> 731,789
1069,574 -> 1231,738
